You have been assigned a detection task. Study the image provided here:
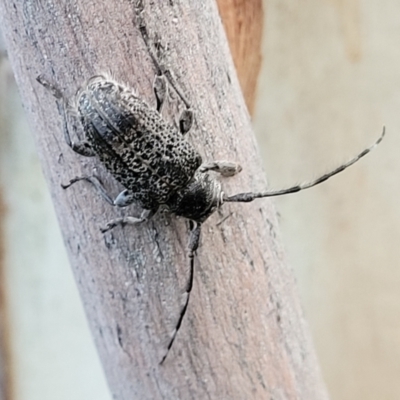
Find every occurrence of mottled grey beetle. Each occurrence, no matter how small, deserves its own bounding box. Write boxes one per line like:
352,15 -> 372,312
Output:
37,73 -> 384,364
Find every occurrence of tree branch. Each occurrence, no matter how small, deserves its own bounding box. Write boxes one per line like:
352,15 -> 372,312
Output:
0,1 -> 328,399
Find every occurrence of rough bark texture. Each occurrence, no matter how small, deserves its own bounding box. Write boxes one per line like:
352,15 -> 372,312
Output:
0,1 -> 328,399
217,0 -> 263,114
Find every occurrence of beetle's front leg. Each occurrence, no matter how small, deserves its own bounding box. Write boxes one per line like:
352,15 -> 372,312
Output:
199,161 -> 242,177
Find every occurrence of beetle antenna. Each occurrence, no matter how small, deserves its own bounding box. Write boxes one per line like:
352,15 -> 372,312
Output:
160,222 -> 201,365
224,127 -> 385,203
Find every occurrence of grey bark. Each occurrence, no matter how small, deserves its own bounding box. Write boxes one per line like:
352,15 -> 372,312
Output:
0,1 -> 329,399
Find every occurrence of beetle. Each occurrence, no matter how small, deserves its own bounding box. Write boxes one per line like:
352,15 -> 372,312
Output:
37,73 -> 384,364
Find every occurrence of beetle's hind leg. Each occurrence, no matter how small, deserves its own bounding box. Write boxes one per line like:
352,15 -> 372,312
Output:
136,5 -> 191,109
153,75 -> 167,112
62,175 -> 156,231
153,74 -> 194,135
200,161 -> 242,177
36,75 -> 64,99
137,6 -> 194,134
179,109 -> 193,135
36,75 -> 95,157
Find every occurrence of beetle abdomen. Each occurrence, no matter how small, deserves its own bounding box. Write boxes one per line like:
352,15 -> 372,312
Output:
76,76 -> 202,207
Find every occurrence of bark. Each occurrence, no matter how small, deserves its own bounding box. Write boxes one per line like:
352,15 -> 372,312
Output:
0,1 -> 328,399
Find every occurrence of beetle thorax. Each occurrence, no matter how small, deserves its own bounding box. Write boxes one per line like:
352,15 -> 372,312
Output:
166,171 -> 223,222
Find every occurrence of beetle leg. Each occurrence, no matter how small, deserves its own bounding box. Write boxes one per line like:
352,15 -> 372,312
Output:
101,209 -> 155,233
61,175 -> 114,205
61,175 -> 156,231
36,75 -> 95,157
59,104 -> 96,157
179,109 -> 194,135
153,75 -> 168,112
153,74 -> 193,134
199,161 -> 242,177
136,11 -> 191,108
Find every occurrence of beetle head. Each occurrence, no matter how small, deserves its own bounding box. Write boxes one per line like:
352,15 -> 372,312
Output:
166,172 -> 223,222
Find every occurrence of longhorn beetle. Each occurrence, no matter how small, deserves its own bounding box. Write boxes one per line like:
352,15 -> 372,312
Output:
37,73 -> 384,364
